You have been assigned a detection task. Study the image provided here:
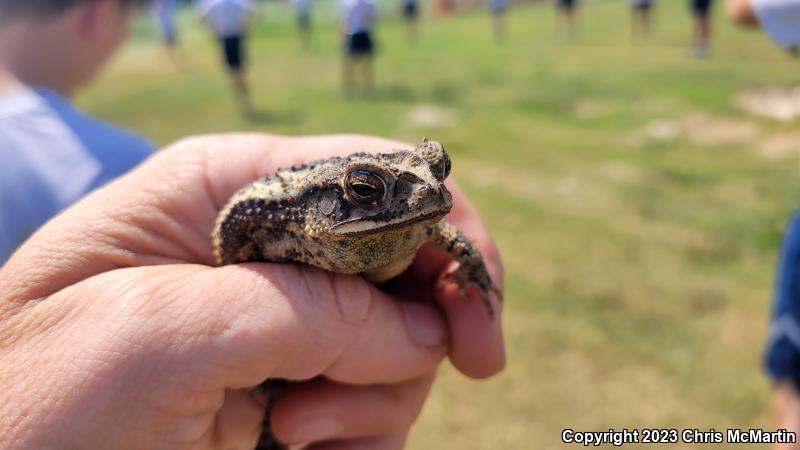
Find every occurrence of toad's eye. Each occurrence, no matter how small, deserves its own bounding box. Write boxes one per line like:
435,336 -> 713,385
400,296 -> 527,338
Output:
442,152 -> 451,180
345,170 -> 386,206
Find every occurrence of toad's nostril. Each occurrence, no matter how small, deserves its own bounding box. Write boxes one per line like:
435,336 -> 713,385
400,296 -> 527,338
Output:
439,187 -> 452,205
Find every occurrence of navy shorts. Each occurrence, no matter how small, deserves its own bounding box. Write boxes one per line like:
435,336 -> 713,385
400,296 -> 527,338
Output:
632,0 -> 652,10
220,35 -> 245,72
558,0 -> 577,10
298,12 -> 311,29
403,1 -> 418,20
690,0 -> 713,16
346,31 -> 374,57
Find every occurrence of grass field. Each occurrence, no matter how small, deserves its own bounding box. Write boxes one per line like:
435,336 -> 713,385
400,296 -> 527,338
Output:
80,0 -> 800,448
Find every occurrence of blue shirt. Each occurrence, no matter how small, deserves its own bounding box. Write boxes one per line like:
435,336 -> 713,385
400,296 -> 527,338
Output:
0,88 -> 154,263
766,212 -> 800,388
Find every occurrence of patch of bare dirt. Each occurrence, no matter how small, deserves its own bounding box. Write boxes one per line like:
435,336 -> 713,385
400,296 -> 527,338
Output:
574,99 -> 612,119
759,132 -> 800,158
405,104 -> 459,128
681,113 -> 760,145
630,114 -> 759,146
598,162 -> 647,184
735,86 -> 800,122
637,119 -> 682,143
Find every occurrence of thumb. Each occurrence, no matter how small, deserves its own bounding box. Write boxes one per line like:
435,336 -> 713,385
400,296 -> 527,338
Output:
116,263 -> 449,390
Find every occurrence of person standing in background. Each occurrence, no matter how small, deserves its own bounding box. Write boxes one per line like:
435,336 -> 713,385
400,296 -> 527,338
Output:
690,0 -> 714,58
631,0 -> 654,37
196,0 -> 257,117
489,0 -> 509,43
156,0 -> 183,65
555,0 -> 579,41
295,0 -> 313,50
402,0 -> 420,44
341,0 -> 377,98
0,0 -> 155,264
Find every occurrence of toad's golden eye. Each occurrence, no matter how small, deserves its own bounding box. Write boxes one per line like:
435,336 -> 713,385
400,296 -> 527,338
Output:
345,170 -> 386,206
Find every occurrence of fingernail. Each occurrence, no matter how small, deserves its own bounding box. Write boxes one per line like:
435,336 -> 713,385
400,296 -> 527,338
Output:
401,302 -> 447,348
291,416 -> 344,443
442,260 -> 460,276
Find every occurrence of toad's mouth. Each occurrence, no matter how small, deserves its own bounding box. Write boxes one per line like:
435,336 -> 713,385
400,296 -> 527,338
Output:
330,208 -> 450,237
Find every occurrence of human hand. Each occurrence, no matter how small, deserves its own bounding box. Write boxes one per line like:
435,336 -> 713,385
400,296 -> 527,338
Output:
725,0 -> 759,27
0,133 -> 504,449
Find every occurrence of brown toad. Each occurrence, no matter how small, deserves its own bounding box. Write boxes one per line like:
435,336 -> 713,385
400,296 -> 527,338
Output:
212,138 -> 500,449
212,138 -> 500,316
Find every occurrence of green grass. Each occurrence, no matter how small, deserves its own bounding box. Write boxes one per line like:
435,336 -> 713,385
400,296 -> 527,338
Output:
80,1 -> 800,447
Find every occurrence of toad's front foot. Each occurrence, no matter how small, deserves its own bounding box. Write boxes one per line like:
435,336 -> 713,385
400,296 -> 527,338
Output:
428,221 -> 502,319
439,263 -> 502,319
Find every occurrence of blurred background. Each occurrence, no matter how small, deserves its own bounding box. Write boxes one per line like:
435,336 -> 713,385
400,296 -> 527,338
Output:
81,0 -> 800,447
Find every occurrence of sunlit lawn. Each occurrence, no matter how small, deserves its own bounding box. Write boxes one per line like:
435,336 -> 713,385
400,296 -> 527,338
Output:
81,0 -> 800,447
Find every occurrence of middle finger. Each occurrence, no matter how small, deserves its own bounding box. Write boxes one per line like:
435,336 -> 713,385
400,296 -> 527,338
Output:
270,373 -> 436,446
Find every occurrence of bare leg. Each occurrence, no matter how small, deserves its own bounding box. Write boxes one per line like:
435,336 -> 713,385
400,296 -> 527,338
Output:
556,7 -> 577,40
231,70 -> 254,116
163,40 -> 184,68
631,8 -> 645,37
556,9 -> 566,38
362,56 -> 374,97
406,20 -> 418,44
692,13 -> 711,57
566,9 -> 577,38
342,56 -> 355,98
299,18 -> 312,50
698,15 -> 711,45
492,13 -> 506,42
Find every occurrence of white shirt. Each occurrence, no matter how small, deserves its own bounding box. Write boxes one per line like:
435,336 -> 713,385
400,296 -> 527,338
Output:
341,0 -> 376,35
195,0 -> 255,37
0,88 -> 153,263
753,0 -> 800,52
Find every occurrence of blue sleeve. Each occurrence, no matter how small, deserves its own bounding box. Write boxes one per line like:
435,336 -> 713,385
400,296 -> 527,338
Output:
37,89 -> 155,187
765,212 -> 800,389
